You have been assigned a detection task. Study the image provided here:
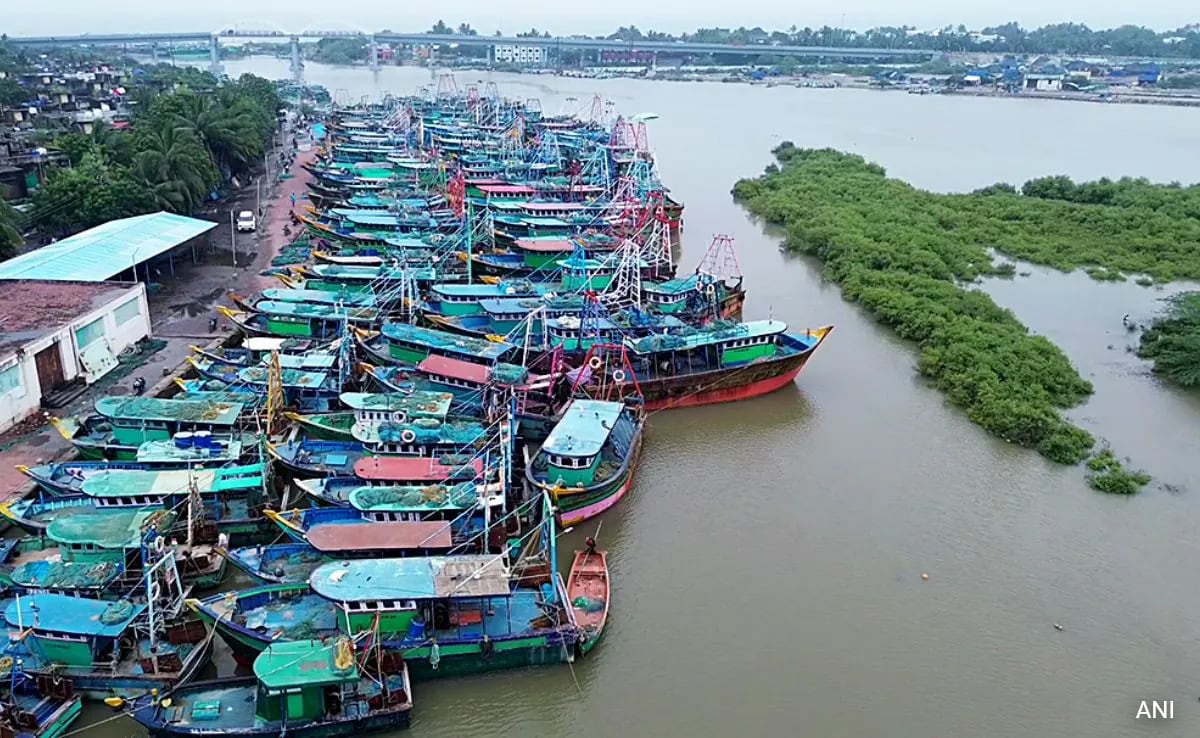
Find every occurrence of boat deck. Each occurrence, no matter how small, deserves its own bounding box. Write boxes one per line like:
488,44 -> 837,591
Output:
236,593 -> 340,641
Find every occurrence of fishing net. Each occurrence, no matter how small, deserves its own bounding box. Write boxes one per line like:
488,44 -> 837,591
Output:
11,560 -> 119,590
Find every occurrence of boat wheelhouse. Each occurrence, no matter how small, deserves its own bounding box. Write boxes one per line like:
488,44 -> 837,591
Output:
525,399 -> 645,526
218,301 -> 378,340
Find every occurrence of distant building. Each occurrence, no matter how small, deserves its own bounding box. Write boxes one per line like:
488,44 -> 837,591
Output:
492,45 -> 547,66
0,281 -> 150,432
1025,65 -> 1065,91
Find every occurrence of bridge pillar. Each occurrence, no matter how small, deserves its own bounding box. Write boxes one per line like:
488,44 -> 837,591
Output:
289,35 -> 304,82
368,36 -> 380,71
208,35 -> 223,76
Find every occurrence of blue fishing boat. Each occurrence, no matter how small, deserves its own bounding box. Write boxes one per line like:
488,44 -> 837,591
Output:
192,554 -> 576,680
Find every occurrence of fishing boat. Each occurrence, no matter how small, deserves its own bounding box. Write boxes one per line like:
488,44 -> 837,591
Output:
265,482 -> 497,545
217,542 -> 327,585
14,436 -> 247,497
293,458 -> 483,504
525,399 -> 646,526
78,463 -> 270,544
0,508 -> 226,593
217,302 -> 378,340
357,323 -> 514,367
129,639 -> 413,737
0,665 -> 84,738
615,321 -> 834,410
4,559 -> 214,700
421,279 -> 549,318
285,390 -> 455,441
190,336 -> 335,369
50,397 -> 247,460
193,555 -> 577,680
567,546 -> 610,655
267,416 -> 488,477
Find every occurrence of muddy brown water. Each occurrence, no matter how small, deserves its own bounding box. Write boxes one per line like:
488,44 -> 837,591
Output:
81,59 -> 1200,737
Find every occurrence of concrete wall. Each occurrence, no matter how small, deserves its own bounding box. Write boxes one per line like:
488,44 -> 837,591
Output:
0,283 -> 150,433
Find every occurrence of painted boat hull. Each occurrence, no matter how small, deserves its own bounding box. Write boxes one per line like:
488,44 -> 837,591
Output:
636,329 -> 831,411
552,431 -> 644,527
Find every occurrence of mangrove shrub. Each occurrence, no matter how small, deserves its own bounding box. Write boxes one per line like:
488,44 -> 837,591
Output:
732,147 -> 1152,486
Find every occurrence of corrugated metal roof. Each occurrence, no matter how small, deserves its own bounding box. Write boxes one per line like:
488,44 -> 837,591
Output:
0,212 -> 217,282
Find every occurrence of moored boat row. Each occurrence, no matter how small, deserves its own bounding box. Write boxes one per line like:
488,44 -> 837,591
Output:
1,79 -> 831,737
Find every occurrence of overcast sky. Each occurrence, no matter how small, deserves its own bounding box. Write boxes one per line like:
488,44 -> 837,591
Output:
5,0 -> 1195,36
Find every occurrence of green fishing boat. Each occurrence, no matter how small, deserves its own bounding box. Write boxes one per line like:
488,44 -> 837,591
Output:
51,397 -> 247,460
285,390 -> 455,441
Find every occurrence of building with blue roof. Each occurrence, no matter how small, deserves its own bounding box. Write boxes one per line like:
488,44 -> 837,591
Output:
0,211 -> 217,283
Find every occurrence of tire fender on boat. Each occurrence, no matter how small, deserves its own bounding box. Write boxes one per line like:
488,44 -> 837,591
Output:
153,536 -> 166,553
588,356 -> 602,370
400,429 -> 417,443
612,369 -> 627,382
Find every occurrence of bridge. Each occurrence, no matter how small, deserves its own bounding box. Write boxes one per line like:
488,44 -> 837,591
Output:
5,30 -> 937,81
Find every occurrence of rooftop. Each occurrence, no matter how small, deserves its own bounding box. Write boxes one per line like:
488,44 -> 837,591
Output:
81,463 -> 265,498
47,508 -> 169,548
307,521 -> 454,552
0,212 -> 216,282
353,456 -> 482,482
418,354 -> 492,384
542,399 -> 623,458
6,594 -> 146,637
254,640 -> 359,691
0,280 -> 141,356
309,555 -> 511,602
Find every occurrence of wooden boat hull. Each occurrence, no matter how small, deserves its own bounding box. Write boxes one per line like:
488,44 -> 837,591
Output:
553,431 -> 643,527
567,549 -> 610,656
636,329 -> 831,411
0,689 -> 82,738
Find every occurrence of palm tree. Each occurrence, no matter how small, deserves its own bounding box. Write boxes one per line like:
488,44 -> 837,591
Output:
133,125 -> 214,213
171,93 -> 265,179
0,199 -> 23,260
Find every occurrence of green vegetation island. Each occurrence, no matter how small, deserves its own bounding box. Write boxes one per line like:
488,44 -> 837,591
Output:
733,146 -> 1200,493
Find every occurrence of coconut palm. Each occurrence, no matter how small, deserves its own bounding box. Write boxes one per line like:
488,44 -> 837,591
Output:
171,93 -> 265,179
0,199 -> 23,260
132,125 -> 215,213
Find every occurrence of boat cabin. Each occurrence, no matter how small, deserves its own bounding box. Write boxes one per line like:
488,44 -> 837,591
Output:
308,556 -> 512,638
340,391 -> 454,426
250,640 -> 377,725
80,464 -> 265,510
347,481 -> 498,521
306,521 -> 454,556
538,400 -> 627,487
5,595 -> 146,669
625,319 -> 786,370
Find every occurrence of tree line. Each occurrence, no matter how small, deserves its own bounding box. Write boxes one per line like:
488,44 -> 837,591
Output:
732,146 -> 1177,493
27,68 -> 280,238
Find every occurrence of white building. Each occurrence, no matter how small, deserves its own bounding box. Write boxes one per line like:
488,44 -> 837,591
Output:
492,44 -> 547,66
0,281 -> 150,433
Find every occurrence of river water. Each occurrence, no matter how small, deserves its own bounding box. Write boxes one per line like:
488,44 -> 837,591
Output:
90,59 -> 1200,737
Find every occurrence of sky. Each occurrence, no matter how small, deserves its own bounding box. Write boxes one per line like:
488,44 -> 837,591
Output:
3,0 -> 1196,37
